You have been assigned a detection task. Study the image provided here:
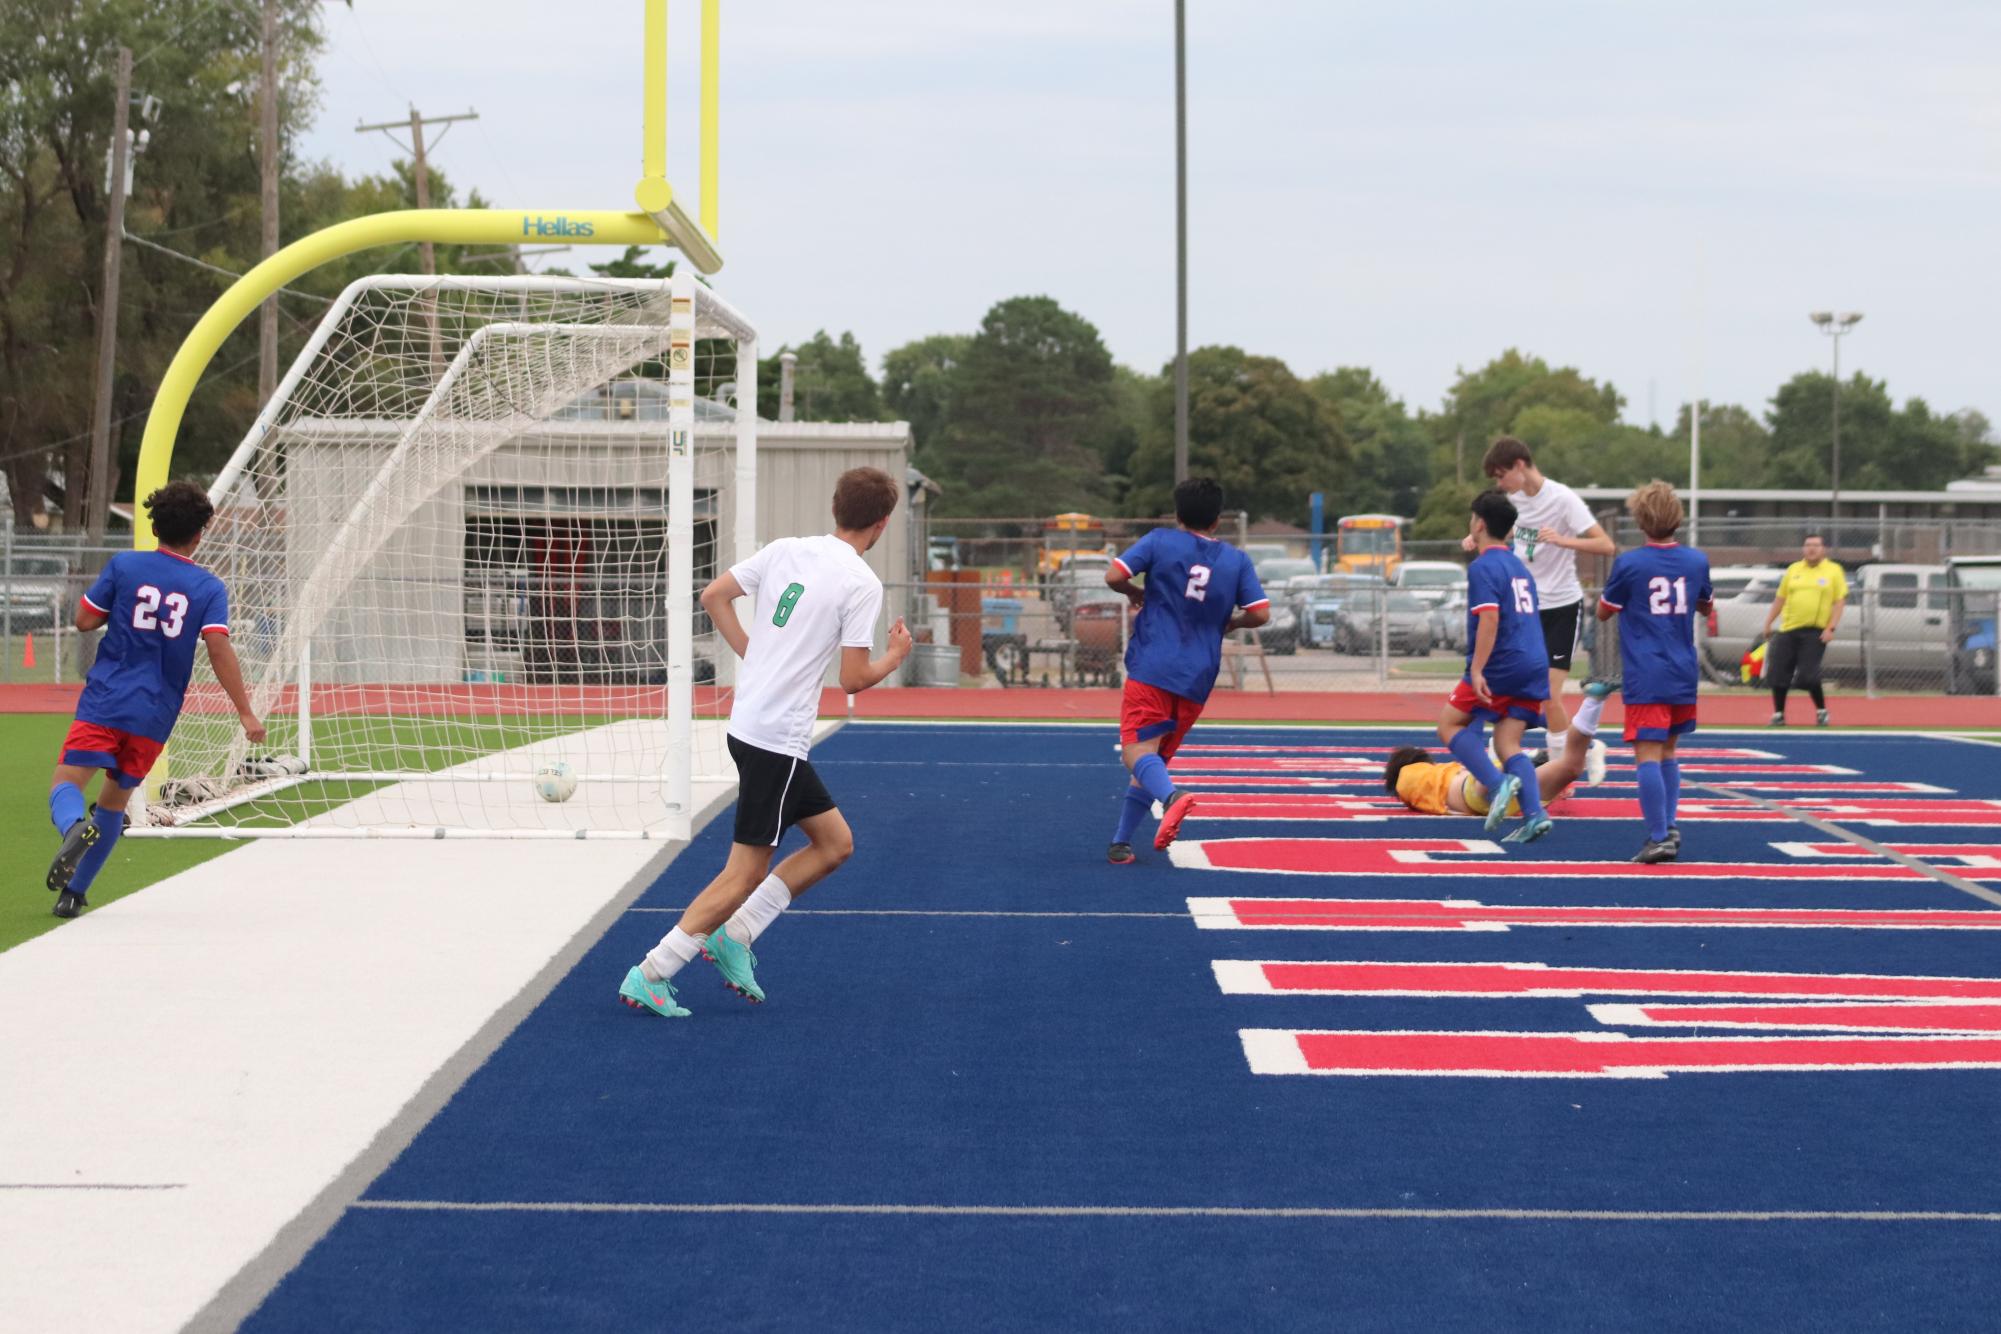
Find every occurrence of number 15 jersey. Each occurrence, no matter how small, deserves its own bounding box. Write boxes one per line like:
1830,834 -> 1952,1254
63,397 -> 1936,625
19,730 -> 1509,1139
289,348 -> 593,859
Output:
1465,544 -> 1550,700
1114,528 -> 1268,705
1599,541 -> 1713,705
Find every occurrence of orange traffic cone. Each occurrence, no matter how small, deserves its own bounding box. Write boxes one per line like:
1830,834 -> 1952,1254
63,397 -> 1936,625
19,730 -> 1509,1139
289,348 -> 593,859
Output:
21,633 -> 34,670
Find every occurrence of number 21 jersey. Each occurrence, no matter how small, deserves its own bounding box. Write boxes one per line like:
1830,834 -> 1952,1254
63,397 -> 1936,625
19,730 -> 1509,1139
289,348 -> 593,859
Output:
1599,541 -> 1713,705
1114,528 -> 1267,704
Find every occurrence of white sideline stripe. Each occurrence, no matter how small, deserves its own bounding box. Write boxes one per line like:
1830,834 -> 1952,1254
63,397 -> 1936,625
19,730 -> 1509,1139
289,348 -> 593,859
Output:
350,1198 -> 2001,1222
1211,959 -> 1277,995
629,907 -> 1199,919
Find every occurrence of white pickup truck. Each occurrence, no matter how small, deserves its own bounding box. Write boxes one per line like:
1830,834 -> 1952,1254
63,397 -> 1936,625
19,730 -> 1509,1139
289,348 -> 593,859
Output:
1701,562 -> 1953,685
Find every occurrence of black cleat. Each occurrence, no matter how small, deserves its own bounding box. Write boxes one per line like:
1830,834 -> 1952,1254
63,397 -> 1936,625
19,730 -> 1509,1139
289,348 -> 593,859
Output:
1666,826 -> 1683,850
1632,838 -> 1678,864
1107,842 -> 1135,865
46,819 -> 99,893
52,892 -> 86,919
1530,749 -> 1551,768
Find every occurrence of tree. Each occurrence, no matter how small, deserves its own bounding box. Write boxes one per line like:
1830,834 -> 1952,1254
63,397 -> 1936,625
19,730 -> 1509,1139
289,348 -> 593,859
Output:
1426,349 -> 1624,484
1309,368 -> 1431,515
925,296 -> 1117,516
880,332 -> 970,458
1126,346 -> 1349,525
1674,402 -> 1772,489
756,330 -> 883,423
1410,477 -> 1483,540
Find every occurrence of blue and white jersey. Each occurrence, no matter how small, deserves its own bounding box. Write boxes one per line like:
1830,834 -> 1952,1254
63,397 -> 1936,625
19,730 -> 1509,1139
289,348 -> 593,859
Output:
1600,542 -> 1713,705
76,549 -> 231,742
1115,528 -> 1268,704
1465,545 -> 1549,699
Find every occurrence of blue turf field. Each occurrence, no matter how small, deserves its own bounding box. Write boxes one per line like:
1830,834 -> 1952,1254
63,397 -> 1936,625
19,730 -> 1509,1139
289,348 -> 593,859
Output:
245,726 -> 2001,1330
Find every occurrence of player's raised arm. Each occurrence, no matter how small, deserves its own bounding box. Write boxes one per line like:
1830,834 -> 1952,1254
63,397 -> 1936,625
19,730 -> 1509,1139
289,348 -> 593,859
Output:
700,571 -> 752,659
839,620 -> 911,694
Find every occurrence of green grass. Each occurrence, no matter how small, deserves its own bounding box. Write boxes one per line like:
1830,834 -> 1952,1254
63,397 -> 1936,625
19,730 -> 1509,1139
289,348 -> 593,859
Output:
0,715 -> 237,954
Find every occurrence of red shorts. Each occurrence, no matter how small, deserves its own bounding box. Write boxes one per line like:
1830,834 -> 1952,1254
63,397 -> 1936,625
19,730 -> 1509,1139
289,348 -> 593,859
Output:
1445,678 -> 1546,725
1624,702 -> 1698,743
1120,679 -> 1204,762
61,720 -> 164,789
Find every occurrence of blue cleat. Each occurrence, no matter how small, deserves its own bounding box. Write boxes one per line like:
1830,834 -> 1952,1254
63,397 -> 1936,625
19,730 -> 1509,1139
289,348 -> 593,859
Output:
1503,814 -> 1554,844
702,926 -> 766,1004
619,966 -> 690,1018
1584,678 -> 1621,700
1483,774 -> 1520,833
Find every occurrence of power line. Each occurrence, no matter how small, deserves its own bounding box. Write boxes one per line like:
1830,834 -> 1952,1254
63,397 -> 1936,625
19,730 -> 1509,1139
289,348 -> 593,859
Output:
121,228 -> 334,305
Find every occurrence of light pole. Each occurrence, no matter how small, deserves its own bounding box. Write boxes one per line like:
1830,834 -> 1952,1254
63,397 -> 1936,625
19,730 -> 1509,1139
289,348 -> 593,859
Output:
1809,311 -> 1862,529
1173,0 -> 1189,484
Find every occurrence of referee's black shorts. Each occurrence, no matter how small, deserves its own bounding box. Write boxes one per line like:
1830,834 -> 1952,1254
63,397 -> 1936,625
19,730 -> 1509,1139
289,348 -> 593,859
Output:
728,734 -> 837,847
1764,626 -> 1828,690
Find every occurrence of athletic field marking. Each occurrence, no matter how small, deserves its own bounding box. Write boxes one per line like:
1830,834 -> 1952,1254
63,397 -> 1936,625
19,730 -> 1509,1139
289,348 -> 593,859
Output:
1212,959 -> 2001,1001
1185,896 -> 2001,932
0,1182 -> 186,1191
1695,782 -> 2001,909
1588,1002 -> 2001,1033
629,907 -> 1196,919
349,1199 -> 2001,1222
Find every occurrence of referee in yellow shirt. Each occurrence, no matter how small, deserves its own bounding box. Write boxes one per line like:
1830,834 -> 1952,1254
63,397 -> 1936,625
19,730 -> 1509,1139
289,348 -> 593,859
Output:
1760,534 -> 1847,726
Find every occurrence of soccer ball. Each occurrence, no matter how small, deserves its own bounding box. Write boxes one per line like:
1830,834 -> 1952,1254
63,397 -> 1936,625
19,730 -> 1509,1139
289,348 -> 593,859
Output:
533,761 -> 578,803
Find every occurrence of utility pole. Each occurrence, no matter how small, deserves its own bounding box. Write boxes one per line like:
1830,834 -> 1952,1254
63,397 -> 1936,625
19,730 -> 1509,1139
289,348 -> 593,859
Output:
357,107 -> 478,368
1172,0 -> 1189,485
84,46 -> 133,543
258,0 -> 279,407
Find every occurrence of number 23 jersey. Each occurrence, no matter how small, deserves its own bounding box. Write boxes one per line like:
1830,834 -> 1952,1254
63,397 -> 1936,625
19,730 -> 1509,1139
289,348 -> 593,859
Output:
1599,542 -> 1713,705
1114,528 -> 1268,704
77,549 -> 231,743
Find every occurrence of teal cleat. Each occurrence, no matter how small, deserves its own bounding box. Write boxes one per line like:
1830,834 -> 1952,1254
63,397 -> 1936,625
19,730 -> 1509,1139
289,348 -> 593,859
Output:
1483,774 -> 1520,833
702,926 -> 766,1004
619,966 -> 690,1018
1583,678 -> 1621,699
1503,814 -> 1555,844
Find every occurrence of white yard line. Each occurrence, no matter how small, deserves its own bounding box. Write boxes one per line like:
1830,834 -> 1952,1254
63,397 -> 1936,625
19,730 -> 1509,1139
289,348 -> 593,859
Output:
0,718 -> 820,1333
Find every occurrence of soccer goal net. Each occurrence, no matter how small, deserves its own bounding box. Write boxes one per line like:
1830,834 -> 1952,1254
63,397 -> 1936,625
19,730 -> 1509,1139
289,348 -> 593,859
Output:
137,271 -> 757,840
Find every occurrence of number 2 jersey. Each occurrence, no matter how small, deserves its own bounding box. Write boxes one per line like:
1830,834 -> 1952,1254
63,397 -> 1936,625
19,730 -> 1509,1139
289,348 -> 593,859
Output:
1113,528 -> 1268,705
1598,541 -> 1713,705
76,549 -> 231,742
1464,544 -> 1549,700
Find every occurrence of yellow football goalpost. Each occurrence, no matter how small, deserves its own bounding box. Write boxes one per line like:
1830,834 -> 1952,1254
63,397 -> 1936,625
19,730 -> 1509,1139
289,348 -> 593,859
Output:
131,0 -> 723,550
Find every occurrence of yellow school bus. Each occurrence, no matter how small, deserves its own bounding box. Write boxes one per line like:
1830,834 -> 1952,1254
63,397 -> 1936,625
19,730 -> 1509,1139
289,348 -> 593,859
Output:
1038,512 -> 1110,579
1336,513 -> 1403,577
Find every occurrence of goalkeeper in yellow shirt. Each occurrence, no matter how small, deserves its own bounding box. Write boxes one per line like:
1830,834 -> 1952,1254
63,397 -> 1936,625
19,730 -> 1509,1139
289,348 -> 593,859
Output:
1385,682 -> 1613,817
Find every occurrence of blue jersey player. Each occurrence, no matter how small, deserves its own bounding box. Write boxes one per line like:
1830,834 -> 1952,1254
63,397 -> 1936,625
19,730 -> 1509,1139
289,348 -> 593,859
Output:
45,482 -> 264,918
1596,480 -> 1713,864
1438,488 -> 1554,844
1102,477 -> 1270,863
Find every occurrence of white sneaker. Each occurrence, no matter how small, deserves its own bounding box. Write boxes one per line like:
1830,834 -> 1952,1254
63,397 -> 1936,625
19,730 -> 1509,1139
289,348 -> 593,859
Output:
1585,737 -> 1608,787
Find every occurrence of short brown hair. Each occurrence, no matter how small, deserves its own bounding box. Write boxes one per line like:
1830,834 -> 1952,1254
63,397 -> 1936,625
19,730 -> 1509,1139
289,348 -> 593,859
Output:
145,480 -> 215,547
1482,436 -> 1533,478
1627,480 -> 1683,540
832,466 -> 899,531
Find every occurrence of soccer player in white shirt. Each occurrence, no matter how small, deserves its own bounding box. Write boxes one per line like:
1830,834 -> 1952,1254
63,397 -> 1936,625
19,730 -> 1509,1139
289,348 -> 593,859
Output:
620,467 -> 912,1017
1466,436 -> 1616,762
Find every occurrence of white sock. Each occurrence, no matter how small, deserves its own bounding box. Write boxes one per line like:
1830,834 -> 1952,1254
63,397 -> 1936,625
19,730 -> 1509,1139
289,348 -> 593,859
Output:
722,873 -> 794,947
642,927 -> 705,982
1547,729 -> 1567,755
1573,694 -> 1607,738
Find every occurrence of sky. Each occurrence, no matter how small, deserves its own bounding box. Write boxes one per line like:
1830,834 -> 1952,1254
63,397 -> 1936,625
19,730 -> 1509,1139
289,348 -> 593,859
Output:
297,0 -> 2001,431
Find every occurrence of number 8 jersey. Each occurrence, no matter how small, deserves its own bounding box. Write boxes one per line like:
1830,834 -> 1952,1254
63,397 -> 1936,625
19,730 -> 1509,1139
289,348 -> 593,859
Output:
1598,540 -> 1714,705
77,549 -> 231,743
1112,528 -> 1267,704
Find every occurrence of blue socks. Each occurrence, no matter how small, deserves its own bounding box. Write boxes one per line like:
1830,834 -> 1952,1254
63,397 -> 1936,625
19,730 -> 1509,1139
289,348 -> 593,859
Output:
49,782 -> 85,835
1502,753 -> 1546,820
1113,785 -> 1151,845
1132,752 -> 1176,804
1446,728 -> 1505,790
69,805 -> 126,896
1636,760 -> 1669,842
1661,759 -> 1682,833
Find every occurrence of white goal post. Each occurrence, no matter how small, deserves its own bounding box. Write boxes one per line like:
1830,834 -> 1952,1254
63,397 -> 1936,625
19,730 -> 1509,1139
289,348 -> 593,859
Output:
134,269 -> 757,840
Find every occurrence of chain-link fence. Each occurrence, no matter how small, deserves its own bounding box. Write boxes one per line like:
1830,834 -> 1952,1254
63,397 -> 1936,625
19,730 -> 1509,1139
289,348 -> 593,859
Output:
0,527 -> 123,684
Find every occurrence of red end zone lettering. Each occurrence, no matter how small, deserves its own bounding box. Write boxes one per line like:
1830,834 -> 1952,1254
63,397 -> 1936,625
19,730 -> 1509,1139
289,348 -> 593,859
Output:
1170,837 -> 1996,881
1187,896 -> 2001,932
1587,1002 -> 2001,1033
1240,1029 -> 2001,1078
1212,959 -> 2001,1001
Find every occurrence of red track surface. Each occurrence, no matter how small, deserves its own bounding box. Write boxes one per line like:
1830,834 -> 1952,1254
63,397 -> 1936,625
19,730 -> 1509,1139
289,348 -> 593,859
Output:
4,681 -> 1999,727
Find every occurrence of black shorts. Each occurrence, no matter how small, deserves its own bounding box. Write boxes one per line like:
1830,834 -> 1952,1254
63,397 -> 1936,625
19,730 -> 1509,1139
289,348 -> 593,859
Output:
1764,626 -> 1828,690
1539,601 -> 1582,674
727,735 -> 837,846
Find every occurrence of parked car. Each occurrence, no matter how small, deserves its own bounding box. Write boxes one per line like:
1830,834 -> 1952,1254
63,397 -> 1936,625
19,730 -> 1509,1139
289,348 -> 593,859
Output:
1287,574 -> 1386,648
1255,556 -> 1318,587
1242,543 -> 1292,568
1705,563 -> 1951,685
1331,590 -> 1434,656
1946,556 -> 2001,694
1395,560 -> 1467,653
1046,556 -> 1116,631
2,553 -> 73,631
